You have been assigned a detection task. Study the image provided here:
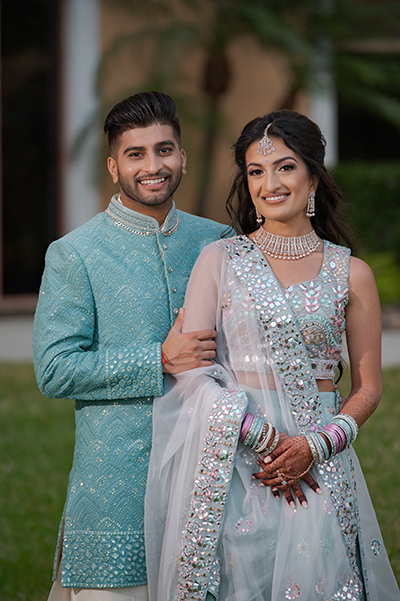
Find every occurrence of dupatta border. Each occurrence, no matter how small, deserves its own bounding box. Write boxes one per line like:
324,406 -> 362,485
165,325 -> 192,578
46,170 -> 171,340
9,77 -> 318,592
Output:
175,388 -> 248,601
222,236 -> 367,601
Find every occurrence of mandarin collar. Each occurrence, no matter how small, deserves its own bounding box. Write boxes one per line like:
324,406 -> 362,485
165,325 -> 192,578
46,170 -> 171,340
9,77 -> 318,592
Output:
105,194 -> 179,236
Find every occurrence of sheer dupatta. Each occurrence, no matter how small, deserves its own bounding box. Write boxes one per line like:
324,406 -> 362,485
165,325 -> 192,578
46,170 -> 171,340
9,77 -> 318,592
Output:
145,238 -> 399,601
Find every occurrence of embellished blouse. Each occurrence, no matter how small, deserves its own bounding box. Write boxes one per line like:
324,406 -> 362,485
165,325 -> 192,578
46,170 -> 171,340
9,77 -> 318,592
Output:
283,240 -> 350,379
183,238 -> 350,382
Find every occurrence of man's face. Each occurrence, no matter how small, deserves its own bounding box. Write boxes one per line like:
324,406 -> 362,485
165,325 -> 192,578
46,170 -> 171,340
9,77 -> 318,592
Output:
107,124 -> 186,215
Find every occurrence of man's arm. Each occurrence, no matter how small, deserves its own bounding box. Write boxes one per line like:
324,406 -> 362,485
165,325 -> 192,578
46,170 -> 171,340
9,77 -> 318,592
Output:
33,241 -> 217,400
161,308 -> 217,374
33,241 -> 165,401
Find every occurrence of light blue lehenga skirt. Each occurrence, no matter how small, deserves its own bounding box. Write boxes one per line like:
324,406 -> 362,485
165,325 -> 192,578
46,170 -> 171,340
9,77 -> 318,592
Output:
204,388 -> 396,601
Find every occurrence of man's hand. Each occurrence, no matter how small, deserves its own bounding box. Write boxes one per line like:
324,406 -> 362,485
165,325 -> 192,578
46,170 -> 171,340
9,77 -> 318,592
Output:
162,308 -> 217,374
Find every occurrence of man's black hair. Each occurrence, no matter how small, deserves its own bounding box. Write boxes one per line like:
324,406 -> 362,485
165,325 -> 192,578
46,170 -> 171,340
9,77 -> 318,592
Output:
104,91 -> 181,151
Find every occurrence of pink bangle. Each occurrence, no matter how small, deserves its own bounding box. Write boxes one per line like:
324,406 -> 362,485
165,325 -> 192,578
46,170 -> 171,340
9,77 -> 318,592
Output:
322,424 -> 346,454
240,412 -> 253,442
161,349 -> 168,365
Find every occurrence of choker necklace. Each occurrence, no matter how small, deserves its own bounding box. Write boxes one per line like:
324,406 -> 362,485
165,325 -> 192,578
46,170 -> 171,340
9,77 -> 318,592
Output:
253,227 -> 320,260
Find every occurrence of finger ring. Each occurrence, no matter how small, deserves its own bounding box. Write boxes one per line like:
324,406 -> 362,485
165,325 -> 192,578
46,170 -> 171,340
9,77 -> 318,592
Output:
277,470 -> 287,485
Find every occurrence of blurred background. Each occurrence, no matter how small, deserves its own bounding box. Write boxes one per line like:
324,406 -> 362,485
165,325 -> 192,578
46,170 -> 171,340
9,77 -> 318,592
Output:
1,0 -> 400,314
1,1 -> 400,599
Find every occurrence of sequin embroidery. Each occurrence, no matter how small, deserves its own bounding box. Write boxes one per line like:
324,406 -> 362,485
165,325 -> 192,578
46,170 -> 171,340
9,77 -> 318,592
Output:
285,578 -> 302,599
175,388 -> 247,600
33,197 -> 231,588
297,537 -> 311,556
221,292 -> 232,310
234,518 -> 253,534
371,539 -> 381,556
220,237 -> 364,599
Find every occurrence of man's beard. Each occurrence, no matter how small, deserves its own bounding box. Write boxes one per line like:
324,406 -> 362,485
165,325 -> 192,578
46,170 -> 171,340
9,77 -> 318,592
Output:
118,168 -> 183,208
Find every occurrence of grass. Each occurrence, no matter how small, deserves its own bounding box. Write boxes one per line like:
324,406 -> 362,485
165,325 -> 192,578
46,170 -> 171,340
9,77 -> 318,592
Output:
339,366 -> 400,580
0,363 -> 398,599
0,363 -> 75,601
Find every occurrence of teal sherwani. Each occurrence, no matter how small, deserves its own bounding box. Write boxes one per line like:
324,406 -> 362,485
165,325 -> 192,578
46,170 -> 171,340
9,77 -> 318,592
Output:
33,195 -> 232,589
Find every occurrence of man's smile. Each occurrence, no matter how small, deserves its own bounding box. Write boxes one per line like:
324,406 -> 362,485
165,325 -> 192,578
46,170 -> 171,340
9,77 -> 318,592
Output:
137,176 -> 168,190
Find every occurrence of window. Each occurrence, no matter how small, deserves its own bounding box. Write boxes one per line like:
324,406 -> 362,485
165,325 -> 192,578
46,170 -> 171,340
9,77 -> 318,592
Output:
0,0 -> 60,311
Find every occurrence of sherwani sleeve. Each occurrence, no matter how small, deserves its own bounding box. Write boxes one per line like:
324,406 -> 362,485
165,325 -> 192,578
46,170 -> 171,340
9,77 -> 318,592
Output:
33,241 -> 163,401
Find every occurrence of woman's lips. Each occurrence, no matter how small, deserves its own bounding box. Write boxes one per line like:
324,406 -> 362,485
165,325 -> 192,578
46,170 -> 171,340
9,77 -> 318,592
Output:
261,193 -> 290,204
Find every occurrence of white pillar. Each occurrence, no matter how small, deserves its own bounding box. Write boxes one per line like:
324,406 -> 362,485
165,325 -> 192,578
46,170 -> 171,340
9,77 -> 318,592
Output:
309,71 -> 338,169
61,0 -> 101,235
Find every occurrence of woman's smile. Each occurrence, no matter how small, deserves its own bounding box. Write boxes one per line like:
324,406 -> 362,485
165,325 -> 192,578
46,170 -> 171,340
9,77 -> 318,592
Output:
246,137 -> 318,232
261,193 -> 290,204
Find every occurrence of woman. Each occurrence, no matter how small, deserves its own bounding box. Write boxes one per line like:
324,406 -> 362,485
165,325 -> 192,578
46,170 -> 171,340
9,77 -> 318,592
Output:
145,110 -> 400,600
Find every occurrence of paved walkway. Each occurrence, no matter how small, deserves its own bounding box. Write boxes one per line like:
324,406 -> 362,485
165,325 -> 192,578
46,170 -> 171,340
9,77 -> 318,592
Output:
0,315 -> 400,367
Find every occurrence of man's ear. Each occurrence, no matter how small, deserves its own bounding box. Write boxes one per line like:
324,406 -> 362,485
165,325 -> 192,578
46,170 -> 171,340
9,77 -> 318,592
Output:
107,156 -> 119,184
181,149 -> 187,176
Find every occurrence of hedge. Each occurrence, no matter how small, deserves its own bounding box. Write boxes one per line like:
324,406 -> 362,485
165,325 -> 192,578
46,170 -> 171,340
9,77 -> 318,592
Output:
331,162 -> 400,305
331,162 -> 400,258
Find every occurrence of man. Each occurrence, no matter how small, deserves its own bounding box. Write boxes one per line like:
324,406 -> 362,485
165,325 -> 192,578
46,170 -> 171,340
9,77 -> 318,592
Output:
33,91 -> 233,600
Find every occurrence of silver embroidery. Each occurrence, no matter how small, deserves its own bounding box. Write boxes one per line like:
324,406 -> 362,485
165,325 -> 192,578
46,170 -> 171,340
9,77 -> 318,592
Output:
234,518 -> 253,534
175,388 -> 247,600
371,539 -> 381,556
285,578 -> 302,599
221,292 -> 232,310
222,237 -> 364,599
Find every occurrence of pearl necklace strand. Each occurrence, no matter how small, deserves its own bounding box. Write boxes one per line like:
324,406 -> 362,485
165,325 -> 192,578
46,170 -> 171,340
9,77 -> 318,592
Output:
253,227 -> 320,260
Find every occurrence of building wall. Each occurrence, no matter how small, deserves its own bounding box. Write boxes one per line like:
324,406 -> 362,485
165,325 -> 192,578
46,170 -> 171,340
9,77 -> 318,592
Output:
98,2 -> 312,225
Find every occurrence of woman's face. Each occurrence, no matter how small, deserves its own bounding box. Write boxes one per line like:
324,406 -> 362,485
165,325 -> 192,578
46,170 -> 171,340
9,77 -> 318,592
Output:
245,136 -> 318,232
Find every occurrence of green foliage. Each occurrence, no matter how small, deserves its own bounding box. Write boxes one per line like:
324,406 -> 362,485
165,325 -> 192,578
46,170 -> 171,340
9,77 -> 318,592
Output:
360,251 -> 400,306
332,161 -> 400,256
0,362 -> 399,598
99,0 -> 400,215
332,161 -> 400,304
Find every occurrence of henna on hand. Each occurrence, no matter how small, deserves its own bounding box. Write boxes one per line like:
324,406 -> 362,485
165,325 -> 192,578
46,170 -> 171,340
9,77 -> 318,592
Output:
252,433 -> 321,507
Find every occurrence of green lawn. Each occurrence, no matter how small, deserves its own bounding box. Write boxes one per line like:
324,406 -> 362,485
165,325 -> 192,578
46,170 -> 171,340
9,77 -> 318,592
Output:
0,363 -> 399,600
340,367 -> 400,581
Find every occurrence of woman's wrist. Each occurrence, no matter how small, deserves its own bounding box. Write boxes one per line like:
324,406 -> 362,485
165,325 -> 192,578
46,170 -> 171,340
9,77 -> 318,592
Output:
305,413 -> 359,464
239,412 -> 280,456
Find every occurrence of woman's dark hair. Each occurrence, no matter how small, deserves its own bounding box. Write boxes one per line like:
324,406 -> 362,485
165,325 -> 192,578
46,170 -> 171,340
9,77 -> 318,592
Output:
226,109 -> 355,251
104,91 -> 181,151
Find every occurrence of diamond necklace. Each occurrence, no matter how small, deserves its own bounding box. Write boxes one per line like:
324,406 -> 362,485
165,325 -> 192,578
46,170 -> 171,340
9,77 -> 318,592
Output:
253,227 -> 320,260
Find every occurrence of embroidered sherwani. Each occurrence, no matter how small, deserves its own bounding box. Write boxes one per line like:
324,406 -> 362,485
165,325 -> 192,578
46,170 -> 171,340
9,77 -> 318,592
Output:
33,195 -> 232,589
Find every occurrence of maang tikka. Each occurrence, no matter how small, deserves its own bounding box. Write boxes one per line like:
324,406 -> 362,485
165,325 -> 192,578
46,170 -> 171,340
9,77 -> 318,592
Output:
257,123 -> 276,157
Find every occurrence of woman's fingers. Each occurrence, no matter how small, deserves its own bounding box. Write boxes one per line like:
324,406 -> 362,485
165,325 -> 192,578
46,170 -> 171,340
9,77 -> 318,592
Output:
271,482 -> 311,509
290,481 -> 309,508
302,472 -> 322,494
254,461 -> 285,483
282,487 -> 296,508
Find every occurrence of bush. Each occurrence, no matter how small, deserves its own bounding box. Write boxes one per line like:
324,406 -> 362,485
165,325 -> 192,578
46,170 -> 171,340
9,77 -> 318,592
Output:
331,162 -> 400,304
331,161 -> 400,259
359,251 -> 400,306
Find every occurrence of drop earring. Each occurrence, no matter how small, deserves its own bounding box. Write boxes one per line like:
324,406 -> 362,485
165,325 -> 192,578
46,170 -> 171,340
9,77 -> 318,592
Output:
255,208 -> 264,224
306,192 -> 315,218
